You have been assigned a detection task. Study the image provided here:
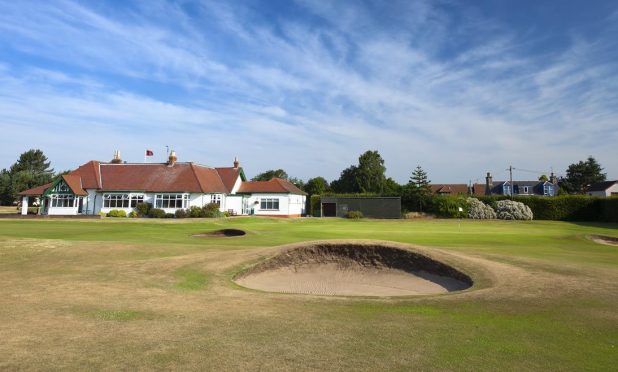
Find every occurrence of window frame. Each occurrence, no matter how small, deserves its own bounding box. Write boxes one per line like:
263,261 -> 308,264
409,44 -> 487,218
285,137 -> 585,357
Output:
260,198 -> 280,211
154,194 -> 190,209
50,194 -> 75,208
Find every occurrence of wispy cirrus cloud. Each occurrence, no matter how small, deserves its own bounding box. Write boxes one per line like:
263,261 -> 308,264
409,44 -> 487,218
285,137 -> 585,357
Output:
0,0 -> 616,182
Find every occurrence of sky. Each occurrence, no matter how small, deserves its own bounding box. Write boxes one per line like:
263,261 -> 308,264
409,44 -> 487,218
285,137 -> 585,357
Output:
0,0 -> 617,183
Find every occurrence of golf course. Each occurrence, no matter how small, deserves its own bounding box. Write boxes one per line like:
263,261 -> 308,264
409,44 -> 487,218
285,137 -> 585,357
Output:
1,217 -> 617,370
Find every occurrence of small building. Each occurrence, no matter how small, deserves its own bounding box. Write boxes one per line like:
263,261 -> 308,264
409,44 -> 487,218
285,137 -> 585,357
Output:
320,197 -> 401,219
587,181 -> 618,197
18,151 -> 306,217
484,172 -> 558,197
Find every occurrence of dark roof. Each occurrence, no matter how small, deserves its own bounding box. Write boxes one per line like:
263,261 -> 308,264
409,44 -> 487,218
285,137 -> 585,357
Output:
587,180 -> 618,191
17,182 -> 53,196
237,178 -> 307,195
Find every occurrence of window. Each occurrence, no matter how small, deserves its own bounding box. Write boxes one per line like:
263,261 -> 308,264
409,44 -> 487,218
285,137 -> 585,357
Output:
58,183 -> 69,192
155,194 -> 189,209
543,185 -> 554,196
130,195 -> 144,208
51,194 -> 75,208
522,186 -> 529,194
260,198 -> 279,210
503,185 -> 512,196
104,194 -> 130,208
210,194 -> 221,207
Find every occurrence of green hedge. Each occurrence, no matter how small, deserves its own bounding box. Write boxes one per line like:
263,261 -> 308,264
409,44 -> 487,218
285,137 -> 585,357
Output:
476,195 -> 618,223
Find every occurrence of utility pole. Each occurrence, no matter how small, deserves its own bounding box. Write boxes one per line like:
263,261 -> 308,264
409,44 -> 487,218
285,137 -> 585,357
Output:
508,165 -> 514,199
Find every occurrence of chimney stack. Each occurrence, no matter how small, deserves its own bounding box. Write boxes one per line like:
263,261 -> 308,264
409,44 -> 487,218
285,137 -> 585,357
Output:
550,172 -> 558,185
111,150 -> 122,164
167,150 -> 177,166
485,172 -> 493,195
233,156 -> 239,169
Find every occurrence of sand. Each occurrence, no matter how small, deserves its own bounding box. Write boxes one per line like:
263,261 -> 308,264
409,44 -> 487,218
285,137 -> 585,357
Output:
588,235 -> 618,246
234,242 -> 472,296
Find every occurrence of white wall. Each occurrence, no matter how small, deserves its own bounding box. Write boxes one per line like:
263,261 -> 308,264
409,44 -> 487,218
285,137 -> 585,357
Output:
247,193 -> 305,216
588,184 -> 618,197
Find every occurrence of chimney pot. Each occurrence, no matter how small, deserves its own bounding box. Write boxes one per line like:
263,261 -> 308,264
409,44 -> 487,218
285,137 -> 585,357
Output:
233,156 -> 239,169
111,150 -> 122,164
168,150 -> 177,166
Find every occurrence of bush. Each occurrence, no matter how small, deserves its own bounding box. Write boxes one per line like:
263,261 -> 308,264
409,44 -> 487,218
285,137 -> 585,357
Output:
188,206 -> 204,218
202,203 -> 222,218
128,211 -> 138,218
164,213 -> 175,218
27,207 -> 39,215
134,202 -> 151,217
495,200 -> 533,220
466,198 -> 496,219
175,209 -> 188,218
346,210 -> 364,219
432,196 -> 467,218
106,209 -> 127,218
223,210 -> 231,217
148,208 -> 166,218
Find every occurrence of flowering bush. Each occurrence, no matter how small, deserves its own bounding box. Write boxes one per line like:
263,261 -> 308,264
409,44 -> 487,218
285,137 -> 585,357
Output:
466,198 -> 496,219
495,200 -> 533,220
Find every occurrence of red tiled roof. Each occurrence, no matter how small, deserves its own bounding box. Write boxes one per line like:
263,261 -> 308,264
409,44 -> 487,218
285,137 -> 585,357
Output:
68,160 -> 101,189
430,184 -> 469,195
471,183 -> 486,196
17,182 -> 52,196
238,178 -> 307,195
98,163 -> 229,193
62,175 -> 88,196
215,167 -> 242,191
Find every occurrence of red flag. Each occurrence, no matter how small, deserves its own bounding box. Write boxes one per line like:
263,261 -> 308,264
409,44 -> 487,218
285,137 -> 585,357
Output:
145,150 -> 154,156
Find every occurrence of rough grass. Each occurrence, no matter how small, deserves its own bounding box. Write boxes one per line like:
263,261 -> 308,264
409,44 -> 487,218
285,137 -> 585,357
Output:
0,217 -> 617,370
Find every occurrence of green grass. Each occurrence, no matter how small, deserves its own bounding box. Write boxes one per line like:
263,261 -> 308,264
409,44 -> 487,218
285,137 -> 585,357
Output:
0,217 -> 617,370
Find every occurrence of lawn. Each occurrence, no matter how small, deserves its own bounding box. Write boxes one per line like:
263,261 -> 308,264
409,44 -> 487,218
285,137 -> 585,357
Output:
1,217 -> 617,370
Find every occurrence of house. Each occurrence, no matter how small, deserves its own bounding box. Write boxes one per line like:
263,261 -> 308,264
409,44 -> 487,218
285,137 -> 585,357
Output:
18,151 -> 306,217
587,181 -> 618,197
484,172 -> 558,197
430,184 -> 469,196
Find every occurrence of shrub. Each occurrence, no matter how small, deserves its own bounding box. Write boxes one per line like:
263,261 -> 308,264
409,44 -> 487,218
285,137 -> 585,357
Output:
223,210 -> 231,217
148,208 -> 166,218
346,210 -> 364,219
466,198 -> 496,219
188,206 -> 204,218
432,196 -> 467,218
106,209 -> 127,218
27,207 -> 39,215
128,211 -> 138,218
495,200 -> 533,220
202,203 -> 222,218
175,209 -> 188,218
164,213 -> 175,218
134,202 -> 151,217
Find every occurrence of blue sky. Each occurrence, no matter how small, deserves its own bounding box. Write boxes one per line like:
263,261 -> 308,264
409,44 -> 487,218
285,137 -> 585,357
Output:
0,0 -> 616,183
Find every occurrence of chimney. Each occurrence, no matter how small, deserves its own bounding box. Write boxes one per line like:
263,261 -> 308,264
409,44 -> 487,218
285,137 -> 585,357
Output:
550,172 -> 558,185
485,172 -> 493,195
111,150 -> 122,164
167,150 -> 177,166
233,156 -> 239,169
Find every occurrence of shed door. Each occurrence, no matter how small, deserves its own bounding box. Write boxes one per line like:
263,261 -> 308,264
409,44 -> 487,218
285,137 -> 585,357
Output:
322,203 -> 336,217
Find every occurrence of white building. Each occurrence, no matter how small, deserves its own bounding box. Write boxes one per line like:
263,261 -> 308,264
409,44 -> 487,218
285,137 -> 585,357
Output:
587,181 -> 618,197
19,151 -> 306,217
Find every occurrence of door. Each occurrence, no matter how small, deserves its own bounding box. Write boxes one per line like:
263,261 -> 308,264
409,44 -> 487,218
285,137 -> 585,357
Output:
322,203 -> 336,217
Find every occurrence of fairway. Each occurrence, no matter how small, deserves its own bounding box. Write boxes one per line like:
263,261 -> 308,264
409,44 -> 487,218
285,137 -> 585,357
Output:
1,217 -> 617,370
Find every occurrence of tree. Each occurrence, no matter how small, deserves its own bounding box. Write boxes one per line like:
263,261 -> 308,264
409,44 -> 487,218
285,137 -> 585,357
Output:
403,165 -> 432,212
252,169 -> 288,181
538,174 -> 549,182
305,177 -> 329,195
330,150 -> 387,194
0,149 -> 54,205
563,156 -> 606,194
383,177 -> 402,196
288,177 -> 305,190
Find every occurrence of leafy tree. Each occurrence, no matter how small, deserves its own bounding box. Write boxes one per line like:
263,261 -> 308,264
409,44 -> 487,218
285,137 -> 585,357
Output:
252,169 -> 288,181
0,149 -> 54,205
305,177 -> 329,195
563,156 -> 606,194
538,174 -> 549,182
356,150 -> 386,193
331,150 -> 387,194
288,177 -> 305,190
403,166 -> 432,212
383,177 -> 402,196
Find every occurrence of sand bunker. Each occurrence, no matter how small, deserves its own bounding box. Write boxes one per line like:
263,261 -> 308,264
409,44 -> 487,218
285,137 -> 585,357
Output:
235,242 -> 472,296
192,229 -> 246,238
588,235 -> 618,246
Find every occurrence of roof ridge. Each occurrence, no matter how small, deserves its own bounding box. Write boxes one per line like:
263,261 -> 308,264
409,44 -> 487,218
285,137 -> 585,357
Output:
189,163 -> 207,193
